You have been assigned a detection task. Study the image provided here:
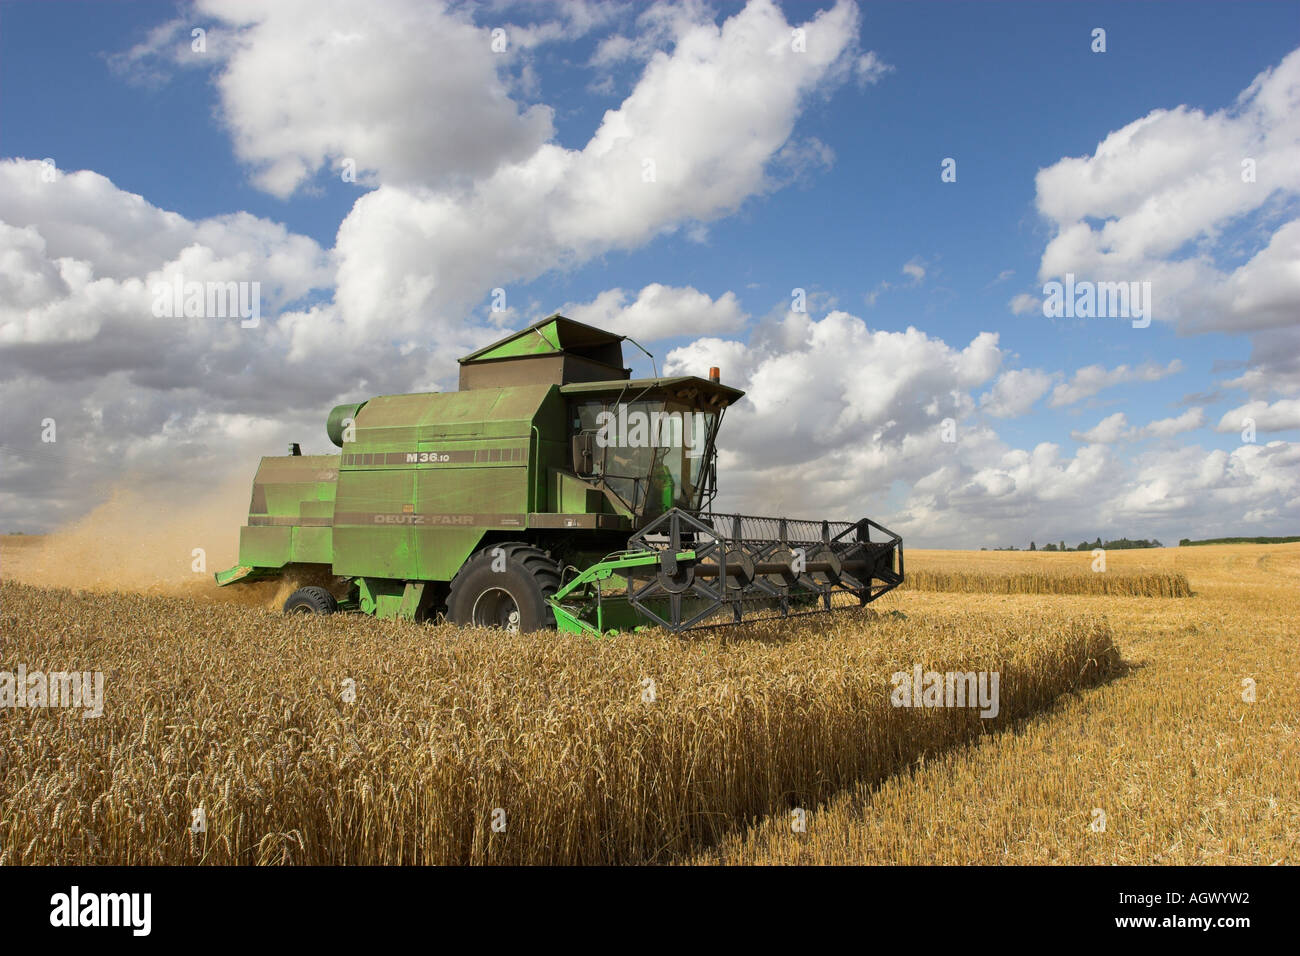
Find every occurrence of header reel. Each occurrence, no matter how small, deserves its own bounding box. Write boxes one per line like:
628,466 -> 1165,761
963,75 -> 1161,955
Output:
550,508 -> 904,635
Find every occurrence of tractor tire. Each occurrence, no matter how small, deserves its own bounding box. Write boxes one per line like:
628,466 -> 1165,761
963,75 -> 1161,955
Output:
446,543 -> 562,633
283,586 -> 338,615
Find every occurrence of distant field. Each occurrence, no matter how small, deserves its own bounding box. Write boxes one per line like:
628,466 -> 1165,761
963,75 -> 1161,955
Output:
1,536 -> 1296,865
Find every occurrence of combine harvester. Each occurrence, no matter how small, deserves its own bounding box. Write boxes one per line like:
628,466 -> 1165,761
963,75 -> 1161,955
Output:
216,316 -> 903,635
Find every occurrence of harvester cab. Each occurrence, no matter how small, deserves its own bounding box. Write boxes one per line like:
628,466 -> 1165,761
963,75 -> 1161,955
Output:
215,314 -> 903,635
562,377 -> 729,519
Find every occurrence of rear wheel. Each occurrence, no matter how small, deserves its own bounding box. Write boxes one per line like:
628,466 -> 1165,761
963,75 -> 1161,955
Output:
283,586 -> 338,615
446,543 -> 561,633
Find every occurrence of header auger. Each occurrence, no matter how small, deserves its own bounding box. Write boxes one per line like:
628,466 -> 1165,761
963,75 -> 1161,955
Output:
216,315 -> 903,635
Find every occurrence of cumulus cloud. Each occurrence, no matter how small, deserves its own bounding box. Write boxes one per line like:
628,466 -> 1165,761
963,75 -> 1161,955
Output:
1071,412 -> 1130,444
107,17 -> 223,86
1216,398 -> 1300,433
562,284 -> 747,341
1033,47 -> 1300,333
317,0 -> 867,351
0,160 -> 332,352
1113,441 -> 1300,523
1009,293 -> 1039,315
1138,407 -> 1206,439
589,0 -> 709,67
1220,327 -> 1300,398
1070,408 -> 1205,444
661,309 -> 1003,519
192,0 -> 563,197
654,304 -> 1294,545
0,158 -> 419,534
1049,360 -> 1183,407
979,368 -> 1054,419
898,435 -> 1299,546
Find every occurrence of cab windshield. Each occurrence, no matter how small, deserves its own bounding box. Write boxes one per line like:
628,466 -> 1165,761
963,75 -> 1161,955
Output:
573,398 -> 718,516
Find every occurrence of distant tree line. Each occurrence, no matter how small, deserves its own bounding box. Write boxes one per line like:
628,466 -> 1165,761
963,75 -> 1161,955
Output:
1178,535 -> 1300,546
984,537 -> 1162,552
977,535 -> 1294,548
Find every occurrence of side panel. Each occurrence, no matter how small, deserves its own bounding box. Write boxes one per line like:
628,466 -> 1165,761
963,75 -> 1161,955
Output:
239,526 -> 334,567
237,455 -> 338,569
239,525 -> 291,567
413,527 -> 487,581
332,465 -> 417,579
412,446 -> 528,579
293,525 -> 334,564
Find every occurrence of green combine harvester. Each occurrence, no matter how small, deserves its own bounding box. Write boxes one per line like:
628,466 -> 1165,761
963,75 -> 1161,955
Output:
216,315 -> 903,635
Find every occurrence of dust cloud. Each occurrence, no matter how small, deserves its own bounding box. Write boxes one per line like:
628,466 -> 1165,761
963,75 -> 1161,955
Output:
0,475 -> 331,611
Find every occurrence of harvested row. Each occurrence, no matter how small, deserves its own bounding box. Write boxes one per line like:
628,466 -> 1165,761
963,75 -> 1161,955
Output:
690,544 -> 1300,865
901,568 -> 1192,597
0,581 -> 1120,865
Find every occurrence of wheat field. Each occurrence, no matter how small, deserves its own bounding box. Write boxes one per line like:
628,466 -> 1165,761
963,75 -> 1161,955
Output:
901,567 -> 1192,597
0,577 -> 1117,864
1,535 -> 1295,865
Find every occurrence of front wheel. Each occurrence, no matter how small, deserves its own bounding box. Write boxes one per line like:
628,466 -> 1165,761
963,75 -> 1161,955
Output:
445,543 -> 561,633
283,586 -> 338,615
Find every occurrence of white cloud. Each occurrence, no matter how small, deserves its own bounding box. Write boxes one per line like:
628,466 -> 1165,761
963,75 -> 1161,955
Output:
1070,407 -> 1205,443
1033,47 -> 1300,333
1009,293 -> 1039,315
0,159 -> 427,535
0,161 -> 332,350
1071,412 -> 1130,444
196,0 -> 559,197
1138,407 -> 1205,439
563,284 -> 747,341
107,18 -> 221,85
854,50 -> 892,86
1216,398 -> 1300,433
979,368 -> 1054,418
1112,441 -> 1300,523
321,0 -> 867,348
588,1 -> 706,67
902,258 -> 926,282
897,435 -> 1300,547
662,309 -> 1004,521
1050,360 -> 1183,407
771,137 -> 837,186
1220,327 -> 1300,398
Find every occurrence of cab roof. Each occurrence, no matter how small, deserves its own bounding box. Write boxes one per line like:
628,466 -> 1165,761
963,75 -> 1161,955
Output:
560,375 -> 745,407
459,315 -> 625,365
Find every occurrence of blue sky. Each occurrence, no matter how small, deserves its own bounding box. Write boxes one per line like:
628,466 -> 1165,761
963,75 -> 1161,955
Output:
1,0 -> 1298,547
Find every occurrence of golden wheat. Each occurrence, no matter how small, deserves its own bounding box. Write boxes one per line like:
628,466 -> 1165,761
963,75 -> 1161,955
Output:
690,543 -> 1300,865
0,580 -> 1118,865
901,568 -> 1192,597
